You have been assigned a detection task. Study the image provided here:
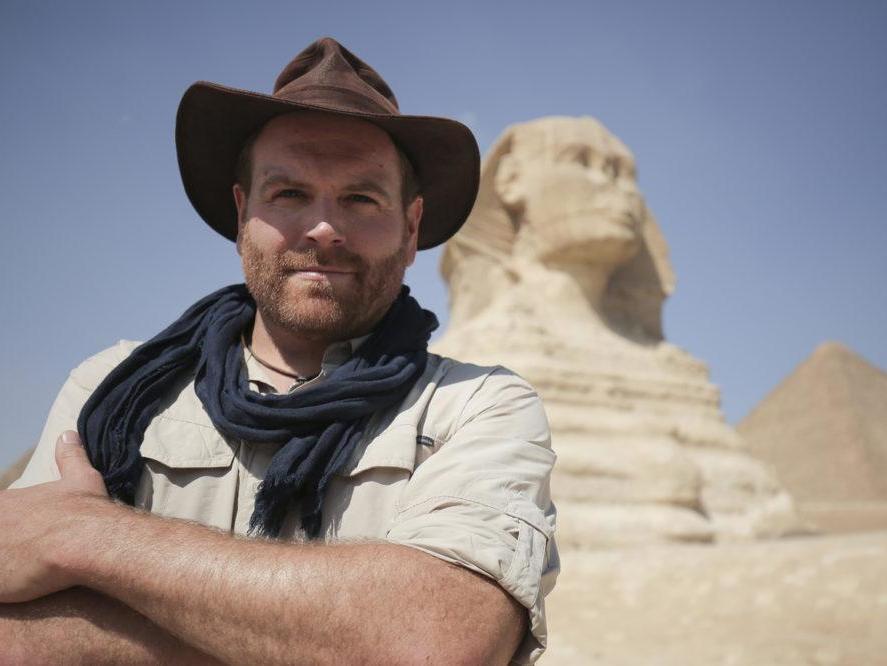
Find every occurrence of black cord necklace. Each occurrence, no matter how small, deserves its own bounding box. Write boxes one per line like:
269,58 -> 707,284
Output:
241,336 -> 318,384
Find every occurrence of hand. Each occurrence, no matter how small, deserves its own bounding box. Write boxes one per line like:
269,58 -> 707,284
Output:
0,431 -> 111,603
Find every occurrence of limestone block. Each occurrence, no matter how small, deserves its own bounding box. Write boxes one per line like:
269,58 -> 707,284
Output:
555,500 -> 715,548
685,447 -> 782,512
551,434 -> 701,507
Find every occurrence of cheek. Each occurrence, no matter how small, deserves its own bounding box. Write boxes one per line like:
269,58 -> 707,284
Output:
242,215 -> 290,250
348,215 -> 410,254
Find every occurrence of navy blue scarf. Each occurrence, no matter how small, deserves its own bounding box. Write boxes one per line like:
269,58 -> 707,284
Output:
78,283 -> 437,538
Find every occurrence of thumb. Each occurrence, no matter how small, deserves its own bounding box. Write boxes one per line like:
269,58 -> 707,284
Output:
55,430 -> 91,479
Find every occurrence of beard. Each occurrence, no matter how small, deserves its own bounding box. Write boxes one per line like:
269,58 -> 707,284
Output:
240,229 -> 410,342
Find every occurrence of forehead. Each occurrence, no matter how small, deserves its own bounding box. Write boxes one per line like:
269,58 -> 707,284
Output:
512,119 -> 636,165
251,111 -> 400,174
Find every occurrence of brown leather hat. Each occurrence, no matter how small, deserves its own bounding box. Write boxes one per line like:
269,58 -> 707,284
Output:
176,37 -> 480,250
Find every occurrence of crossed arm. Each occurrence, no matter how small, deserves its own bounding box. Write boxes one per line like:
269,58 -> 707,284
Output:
0,433 -> 526,665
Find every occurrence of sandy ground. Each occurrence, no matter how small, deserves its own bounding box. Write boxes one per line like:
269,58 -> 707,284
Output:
542,531 -> 887,665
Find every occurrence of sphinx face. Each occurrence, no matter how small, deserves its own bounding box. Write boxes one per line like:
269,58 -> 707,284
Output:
506,125 -> 645,268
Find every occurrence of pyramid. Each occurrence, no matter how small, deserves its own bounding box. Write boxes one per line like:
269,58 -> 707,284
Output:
739,341 -> 887,532
0,447 -> 34,490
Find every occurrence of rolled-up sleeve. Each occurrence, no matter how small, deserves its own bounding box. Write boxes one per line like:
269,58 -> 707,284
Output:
385,367 -> 559,664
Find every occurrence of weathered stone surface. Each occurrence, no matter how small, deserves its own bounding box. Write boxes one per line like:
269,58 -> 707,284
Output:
555,500 -> 716,549
543,532 -> 887,665
740,341 -> 887,532
434,116 -> 803,546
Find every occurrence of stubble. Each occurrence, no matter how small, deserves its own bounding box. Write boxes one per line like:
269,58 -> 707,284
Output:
240,229 -> 410,342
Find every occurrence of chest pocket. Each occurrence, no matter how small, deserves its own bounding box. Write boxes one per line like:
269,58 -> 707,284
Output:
321,425 -> 425,540
137,415 -> 237,531
338,424 -> 421,478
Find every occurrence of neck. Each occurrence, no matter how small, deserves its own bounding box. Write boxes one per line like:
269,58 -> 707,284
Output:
554,261 -> 614,312
247,311 -> 332,391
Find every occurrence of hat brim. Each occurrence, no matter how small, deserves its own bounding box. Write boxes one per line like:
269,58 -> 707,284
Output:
176,82 -> 480,250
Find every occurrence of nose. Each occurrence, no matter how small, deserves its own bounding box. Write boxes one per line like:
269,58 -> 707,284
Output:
304,219 -> 345,248
301,196 -> 346,248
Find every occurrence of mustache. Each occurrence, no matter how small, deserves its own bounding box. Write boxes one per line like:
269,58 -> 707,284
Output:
275,247 -> 367,272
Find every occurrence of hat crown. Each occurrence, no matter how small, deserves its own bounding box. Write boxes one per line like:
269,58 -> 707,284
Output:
272,37 -> 399,115
176,36 -> 480,250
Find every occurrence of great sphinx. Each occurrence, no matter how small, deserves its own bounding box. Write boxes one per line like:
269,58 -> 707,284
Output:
434,116 -> 802,547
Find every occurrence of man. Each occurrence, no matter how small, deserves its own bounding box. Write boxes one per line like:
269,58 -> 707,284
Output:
0,38 -> 557,664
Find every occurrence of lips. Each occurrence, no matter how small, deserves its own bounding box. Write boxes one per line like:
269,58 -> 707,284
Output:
286,265 -> 358,282
293,265 -> 355,274
279,246 -> 366,274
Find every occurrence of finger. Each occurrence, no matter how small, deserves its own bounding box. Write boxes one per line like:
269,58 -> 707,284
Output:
55,431 -> 108,497
55,430 -> 90,479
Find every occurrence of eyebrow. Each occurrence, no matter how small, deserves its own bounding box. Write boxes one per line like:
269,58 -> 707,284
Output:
346,179 -> 393,202
253,172 -> 308,200
256,169 -> 394,203
257,170 -> 301,188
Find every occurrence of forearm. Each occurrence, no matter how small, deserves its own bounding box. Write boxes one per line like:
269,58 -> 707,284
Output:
0,587 -> 220,665
59,502 -> 522,665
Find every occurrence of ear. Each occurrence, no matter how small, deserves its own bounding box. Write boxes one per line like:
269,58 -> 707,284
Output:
233,183 -> 248,255
493,153 -> 525,210
403,195 -> 423,267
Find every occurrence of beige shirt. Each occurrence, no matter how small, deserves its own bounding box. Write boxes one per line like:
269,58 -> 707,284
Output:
13,339 -> 559,664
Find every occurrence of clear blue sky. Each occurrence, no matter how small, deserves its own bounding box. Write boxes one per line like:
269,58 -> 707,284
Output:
1,0 -> 885,469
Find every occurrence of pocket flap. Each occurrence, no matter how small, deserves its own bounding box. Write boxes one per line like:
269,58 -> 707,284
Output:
339,424 -> 418,477
140,416 -> 235,469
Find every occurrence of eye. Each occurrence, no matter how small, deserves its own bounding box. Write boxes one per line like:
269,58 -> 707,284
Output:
602,159 -> 619,180
277,188 -> 307,199
346,193 -> 378,205
556,145 -> 590,167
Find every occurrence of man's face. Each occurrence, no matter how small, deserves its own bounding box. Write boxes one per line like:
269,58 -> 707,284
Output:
233,112 -> 423,341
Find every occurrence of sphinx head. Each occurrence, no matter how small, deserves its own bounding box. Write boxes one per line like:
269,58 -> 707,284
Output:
494,117 -> 644,268
441,116 -> 674,342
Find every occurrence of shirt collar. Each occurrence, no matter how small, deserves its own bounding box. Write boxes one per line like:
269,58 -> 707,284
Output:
244,334 -> 371,395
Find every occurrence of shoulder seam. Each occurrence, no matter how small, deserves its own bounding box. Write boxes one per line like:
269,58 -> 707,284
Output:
452,364 -> 507,432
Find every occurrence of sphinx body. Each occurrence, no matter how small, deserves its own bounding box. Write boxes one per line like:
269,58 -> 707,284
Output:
434,117 -> 802,547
